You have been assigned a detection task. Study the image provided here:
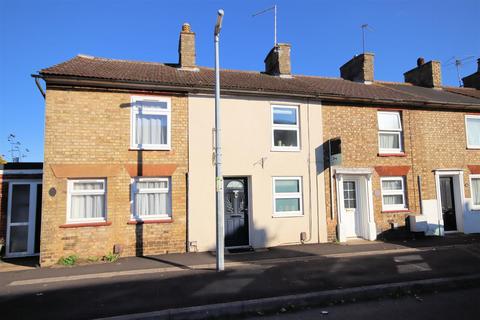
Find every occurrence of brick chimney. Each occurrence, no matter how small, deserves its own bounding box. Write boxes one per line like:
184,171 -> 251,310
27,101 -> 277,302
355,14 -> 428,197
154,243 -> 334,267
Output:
264,43 -> 292,77
178,23 -> 197,70
340,53 -> 374,83
462,58 -> 480,89
404,58 -> 442,88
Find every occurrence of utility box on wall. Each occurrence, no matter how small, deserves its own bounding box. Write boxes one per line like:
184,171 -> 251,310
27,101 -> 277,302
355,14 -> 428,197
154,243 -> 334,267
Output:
329,137 -> 342,167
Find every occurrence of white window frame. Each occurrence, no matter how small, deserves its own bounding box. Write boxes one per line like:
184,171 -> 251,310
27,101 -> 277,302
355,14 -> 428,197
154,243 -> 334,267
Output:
131,96 -> 172,150
272,177 -> 303,217
470,174 -> 480,210
465,115 -> 480,149
66,179 -> 107,223
380,176 -> 407,211
271,105 -> 300,152
377,111 -> 403,154
131,177 -> 172,221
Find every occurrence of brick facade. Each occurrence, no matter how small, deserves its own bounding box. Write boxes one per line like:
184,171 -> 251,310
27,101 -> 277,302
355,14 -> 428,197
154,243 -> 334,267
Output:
322,103 -> 480,241
40,88 -> 188,266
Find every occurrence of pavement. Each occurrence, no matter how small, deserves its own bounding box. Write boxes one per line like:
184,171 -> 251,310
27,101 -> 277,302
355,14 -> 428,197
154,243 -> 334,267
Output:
1,234 -> 480,319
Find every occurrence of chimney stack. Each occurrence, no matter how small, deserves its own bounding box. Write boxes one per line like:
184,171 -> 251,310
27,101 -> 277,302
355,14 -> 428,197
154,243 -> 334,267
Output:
264,43 -> 292,77
178,23 -> 197,70
462,58 -> 480,89
404,58 -> 442,88
340,53 -> 374,83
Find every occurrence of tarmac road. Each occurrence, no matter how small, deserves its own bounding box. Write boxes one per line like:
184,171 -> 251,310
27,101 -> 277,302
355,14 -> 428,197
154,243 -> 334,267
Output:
1,241 -> 480,319
248,287 -> 480,320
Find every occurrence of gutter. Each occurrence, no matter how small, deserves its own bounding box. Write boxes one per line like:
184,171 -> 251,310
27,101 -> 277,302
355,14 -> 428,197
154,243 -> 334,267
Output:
32,75 -> 46,99
35,74 -> 480,111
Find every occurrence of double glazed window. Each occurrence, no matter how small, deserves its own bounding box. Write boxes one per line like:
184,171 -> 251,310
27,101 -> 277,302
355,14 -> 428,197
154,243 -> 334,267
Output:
67,179 -> 106,222
465,115 -> 480,149
471,175 -> 480,210
380,177 -> 407,211
273,177 -> 303,216
131,96 -> 171,150
132,178 -> 172,220
272,105 -> 300,151
377,111 -> 403,154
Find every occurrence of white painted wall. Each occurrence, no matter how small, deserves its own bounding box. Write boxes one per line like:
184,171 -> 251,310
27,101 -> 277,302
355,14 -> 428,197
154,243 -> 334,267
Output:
410,197 -> 480,235
463,198 -> 480,234
188,94 -> 327,252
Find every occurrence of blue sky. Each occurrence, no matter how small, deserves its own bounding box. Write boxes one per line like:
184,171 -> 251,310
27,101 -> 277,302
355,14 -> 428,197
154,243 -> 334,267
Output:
0,0 -> 479,162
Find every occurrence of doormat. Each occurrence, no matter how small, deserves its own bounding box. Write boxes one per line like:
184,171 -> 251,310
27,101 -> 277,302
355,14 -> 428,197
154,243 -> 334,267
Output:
227,247 -> 254,254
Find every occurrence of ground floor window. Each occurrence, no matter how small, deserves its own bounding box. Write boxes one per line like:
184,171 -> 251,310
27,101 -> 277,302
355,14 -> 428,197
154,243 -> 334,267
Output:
471,175 -> 480,210
380,176 -> 407,211
272,177 -> 303,217
132,177 -> 172,220
67,179 -> 106,222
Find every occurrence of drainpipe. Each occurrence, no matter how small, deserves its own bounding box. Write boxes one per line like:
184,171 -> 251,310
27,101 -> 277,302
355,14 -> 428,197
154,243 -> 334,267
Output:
302,99 -> 313,244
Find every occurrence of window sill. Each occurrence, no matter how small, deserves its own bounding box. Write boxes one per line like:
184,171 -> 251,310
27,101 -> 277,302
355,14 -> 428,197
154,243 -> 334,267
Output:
60,221 -> 111,228
127,218 -> 173,225
378,152 -> 406,157
381,209 -> 412,214
272,213 -> 304,218
466,147 -> 480,150
129,147 -> 172,152
271,147 -> 301,152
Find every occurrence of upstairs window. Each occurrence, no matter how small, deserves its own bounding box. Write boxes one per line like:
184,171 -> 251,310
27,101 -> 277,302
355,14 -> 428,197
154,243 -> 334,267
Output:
131,96 -> 171,150
272,105 -> 300,151
465,115 -> 480,149
67,179 -> 106,222
380,177 -> 407,211
377,111 -> 403,154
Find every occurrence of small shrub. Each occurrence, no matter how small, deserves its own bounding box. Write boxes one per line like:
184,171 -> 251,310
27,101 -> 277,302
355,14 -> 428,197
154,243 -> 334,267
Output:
58,255 -> 78,266
103,252 -> 120,263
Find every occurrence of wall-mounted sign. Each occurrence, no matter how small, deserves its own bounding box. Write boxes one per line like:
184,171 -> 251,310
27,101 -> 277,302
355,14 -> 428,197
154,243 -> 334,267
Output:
329,137 -> 342,167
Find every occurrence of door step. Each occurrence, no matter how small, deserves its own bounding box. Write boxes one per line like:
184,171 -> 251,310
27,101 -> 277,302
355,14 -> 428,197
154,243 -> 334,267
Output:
226,247 -> 254,254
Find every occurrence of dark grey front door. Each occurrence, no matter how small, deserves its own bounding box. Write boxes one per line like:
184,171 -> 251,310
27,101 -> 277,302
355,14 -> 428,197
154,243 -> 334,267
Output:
440,177 -> 457,231
224,177 -> 249,247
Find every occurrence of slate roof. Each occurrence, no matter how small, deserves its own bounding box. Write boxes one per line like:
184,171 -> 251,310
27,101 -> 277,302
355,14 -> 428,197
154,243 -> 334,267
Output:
39,55 -> 480,107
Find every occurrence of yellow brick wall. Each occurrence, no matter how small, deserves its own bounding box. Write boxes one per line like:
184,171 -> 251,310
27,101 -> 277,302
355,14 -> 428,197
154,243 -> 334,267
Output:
40,88 -> 188,266
322,103 -> 480,241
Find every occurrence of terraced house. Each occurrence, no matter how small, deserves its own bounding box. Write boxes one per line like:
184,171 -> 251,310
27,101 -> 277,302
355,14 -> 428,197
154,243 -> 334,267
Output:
2,22 -> 480,266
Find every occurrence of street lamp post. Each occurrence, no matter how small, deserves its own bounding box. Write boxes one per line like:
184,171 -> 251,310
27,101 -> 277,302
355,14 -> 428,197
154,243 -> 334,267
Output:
214,9 -> 225,272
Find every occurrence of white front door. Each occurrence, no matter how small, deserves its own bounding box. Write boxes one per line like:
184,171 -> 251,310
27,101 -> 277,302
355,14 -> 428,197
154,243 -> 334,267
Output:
342,179 -> 361,238
6,181 -> 41,257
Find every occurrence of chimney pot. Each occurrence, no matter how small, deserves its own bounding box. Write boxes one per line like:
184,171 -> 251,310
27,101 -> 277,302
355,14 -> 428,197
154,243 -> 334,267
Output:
404,59 -> 442,88
339,53 -> 374,83
417,57 -> 425,67
182,23 -> 191,32
178,22 -> 196,70
264,43 -> 292,77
